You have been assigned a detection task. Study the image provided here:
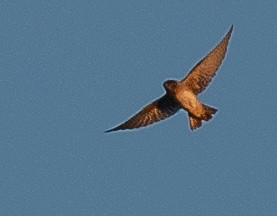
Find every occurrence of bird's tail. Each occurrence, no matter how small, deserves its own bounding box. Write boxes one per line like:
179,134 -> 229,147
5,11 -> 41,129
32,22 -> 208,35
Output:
201,104 -> 217,121
188,104 -> 217,130
189,113 -> 202,130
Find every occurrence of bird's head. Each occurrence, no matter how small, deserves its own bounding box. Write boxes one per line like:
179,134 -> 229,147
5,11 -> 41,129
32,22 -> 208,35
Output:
163,80 -> 178,94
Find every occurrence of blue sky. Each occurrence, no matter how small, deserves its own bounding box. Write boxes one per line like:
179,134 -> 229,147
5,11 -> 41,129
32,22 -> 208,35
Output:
1,1 -> 277,215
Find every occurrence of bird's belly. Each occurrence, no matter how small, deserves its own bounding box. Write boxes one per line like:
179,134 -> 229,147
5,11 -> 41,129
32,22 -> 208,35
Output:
175,91 -> 200,112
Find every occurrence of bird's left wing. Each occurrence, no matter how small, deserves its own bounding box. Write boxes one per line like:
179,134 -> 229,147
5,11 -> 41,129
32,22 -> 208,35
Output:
180,25 -> 233,95
105,95 -> 180,132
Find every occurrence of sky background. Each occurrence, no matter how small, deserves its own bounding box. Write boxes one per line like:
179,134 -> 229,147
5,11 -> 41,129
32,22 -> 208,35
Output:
1,1 -> 277,215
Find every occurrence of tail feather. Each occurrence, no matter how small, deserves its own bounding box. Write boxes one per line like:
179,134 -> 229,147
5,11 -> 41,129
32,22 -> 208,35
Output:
189,114 -> 202,130
188,104 -> 217,130
202,104 -> 217,121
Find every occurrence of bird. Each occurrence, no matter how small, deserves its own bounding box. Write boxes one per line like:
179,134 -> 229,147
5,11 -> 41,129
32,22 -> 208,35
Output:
106,26 -> 233,132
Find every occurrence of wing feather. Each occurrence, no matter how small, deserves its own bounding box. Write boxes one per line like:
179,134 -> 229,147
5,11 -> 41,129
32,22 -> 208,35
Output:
180,26 -> 233,95
105,95 -> 180,132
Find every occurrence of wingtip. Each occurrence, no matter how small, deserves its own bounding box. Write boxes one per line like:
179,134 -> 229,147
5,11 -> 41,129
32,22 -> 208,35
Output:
105,125 -> 122,133
223,25 -> 233,41
105,128 -> 116,133
228,25 -> 233,34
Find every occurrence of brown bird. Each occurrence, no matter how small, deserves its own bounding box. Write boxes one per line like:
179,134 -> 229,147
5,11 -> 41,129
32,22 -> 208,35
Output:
106,26 -> 233,132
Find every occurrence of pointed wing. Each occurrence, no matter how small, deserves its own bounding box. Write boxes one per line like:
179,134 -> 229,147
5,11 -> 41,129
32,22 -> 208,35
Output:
105,95 -> 180,132
180,26 -> 233,95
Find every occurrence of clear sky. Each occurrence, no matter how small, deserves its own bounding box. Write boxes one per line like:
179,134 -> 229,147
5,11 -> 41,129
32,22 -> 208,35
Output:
1,1 -> 277,215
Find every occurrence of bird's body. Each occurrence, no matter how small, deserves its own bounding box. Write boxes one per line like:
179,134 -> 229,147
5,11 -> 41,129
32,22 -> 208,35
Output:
106,26 -> 233,132
175,85 -> 201,114
162,80 -> 218,129
163,80 -> 201,117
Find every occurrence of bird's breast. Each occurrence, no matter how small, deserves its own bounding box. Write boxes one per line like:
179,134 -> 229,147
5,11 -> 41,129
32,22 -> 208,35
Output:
175,90 -> 200,112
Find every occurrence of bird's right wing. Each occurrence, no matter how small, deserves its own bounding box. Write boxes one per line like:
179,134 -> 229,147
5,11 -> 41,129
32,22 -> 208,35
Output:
105,95 -> 180,132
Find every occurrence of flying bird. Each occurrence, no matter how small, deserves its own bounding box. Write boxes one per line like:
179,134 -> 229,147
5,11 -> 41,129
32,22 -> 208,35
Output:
106,26 -> 233,132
